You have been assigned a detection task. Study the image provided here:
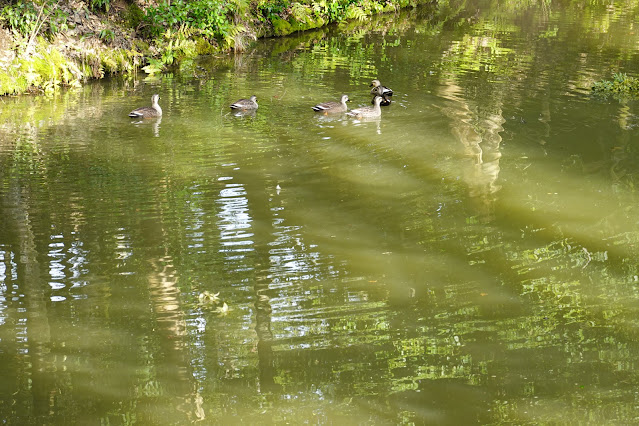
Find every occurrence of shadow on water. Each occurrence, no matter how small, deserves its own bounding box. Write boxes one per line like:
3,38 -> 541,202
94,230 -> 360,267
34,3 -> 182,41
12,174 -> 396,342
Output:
3,0 -> 639,423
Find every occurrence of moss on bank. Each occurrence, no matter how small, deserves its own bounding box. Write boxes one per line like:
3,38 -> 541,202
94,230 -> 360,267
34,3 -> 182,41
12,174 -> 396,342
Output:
0,0 -> 432,95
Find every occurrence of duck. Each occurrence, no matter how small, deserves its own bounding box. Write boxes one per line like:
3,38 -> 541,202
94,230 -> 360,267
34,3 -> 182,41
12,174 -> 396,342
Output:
371,85 -> 392,106
129,94 -> 162,118
346,95 -> 384,119
370,79 -> 393,97
312,94 -> 350,114
230,95 -> 258,110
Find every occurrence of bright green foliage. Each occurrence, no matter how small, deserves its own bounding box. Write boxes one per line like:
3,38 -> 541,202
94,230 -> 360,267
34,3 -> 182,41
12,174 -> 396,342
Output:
290,2 -> 312,21
255,0 -> 398,32
100,48 -> 142,74
143,0 -> 234,43
1,2 -> 39,36
592,73 -> 639,99
89,0 -> 110,12
0,1 -> 68,38
98,29 -> 115,43
343,0 -> 387,21
0,69 -> 30,95
271,16 -> 292,35
0,38 -> 82,94
143,27 -> 198,74
311,0 -> 363,23
143,0 -> 411,46
0,0 -> 430,95
195,36 -> 216,55
287,3 -> 326,32
345,5 -> 368,21
256,0 -> 288,20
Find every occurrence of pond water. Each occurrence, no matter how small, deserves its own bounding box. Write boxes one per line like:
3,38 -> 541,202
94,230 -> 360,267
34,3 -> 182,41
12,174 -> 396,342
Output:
3,1 -> 639,423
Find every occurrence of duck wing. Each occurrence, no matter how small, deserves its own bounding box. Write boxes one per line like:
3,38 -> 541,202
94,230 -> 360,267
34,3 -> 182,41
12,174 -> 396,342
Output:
129,106 -> 159,118
312,101 -> 343,112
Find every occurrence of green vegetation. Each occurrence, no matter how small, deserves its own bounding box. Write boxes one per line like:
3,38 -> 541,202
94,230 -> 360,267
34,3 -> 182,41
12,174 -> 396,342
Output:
0,0 -> 431,95
4,2 -> 639,423
0,38 -> 82,95
142,0 -> 243,46
89,0 -> 111,12
0,0 -> 68,38
592,72 -> 639,100
142,26 -> 199,74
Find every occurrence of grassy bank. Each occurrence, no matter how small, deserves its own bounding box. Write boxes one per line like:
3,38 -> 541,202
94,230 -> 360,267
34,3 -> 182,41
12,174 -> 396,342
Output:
0,0 -> 431,95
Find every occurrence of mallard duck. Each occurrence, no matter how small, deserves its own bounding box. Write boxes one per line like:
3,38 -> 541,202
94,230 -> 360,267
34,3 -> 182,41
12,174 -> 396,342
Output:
230,95 -> 258,110
370,79 -> 393,97
371,85 -> 392,106
312,94 -> 349,114
129,94 -> 162,118
347,95 -> 384,118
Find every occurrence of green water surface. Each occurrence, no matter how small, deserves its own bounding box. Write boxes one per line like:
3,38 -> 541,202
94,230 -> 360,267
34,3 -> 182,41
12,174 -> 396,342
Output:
2,1 -> 639,424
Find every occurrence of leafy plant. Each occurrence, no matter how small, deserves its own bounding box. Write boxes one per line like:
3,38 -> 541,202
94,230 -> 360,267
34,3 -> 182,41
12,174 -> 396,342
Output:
310,0 -> 356,23
98,29 -> 115,44
256,0 -> 288,20
0,1 -> 68,39
345,5 -> 367,21
142,58 -> 164,75
592,73 -> 639,100
290,2 -> 311,22
89,0 -> 111,12
1,2 -> 39,36
47,7 -> 68,34
143,27 -> 198,74
143,0 -> 234,43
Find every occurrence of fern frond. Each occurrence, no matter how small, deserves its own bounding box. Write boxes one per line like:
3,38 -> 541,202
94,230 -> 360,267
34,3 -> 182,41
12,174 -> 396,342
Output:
345,5 -> 367,21
223,24 -> 246,50
142,58 -> 164,75
177,23 -> 195,39
291,2 -> 311,21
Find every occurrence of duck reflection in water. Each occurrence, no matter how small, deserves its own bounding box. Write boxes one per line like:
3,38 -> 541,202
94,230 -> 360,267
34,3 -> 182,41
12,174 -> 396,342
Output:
231,109 -> 257,118
130,116 -> 162,137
